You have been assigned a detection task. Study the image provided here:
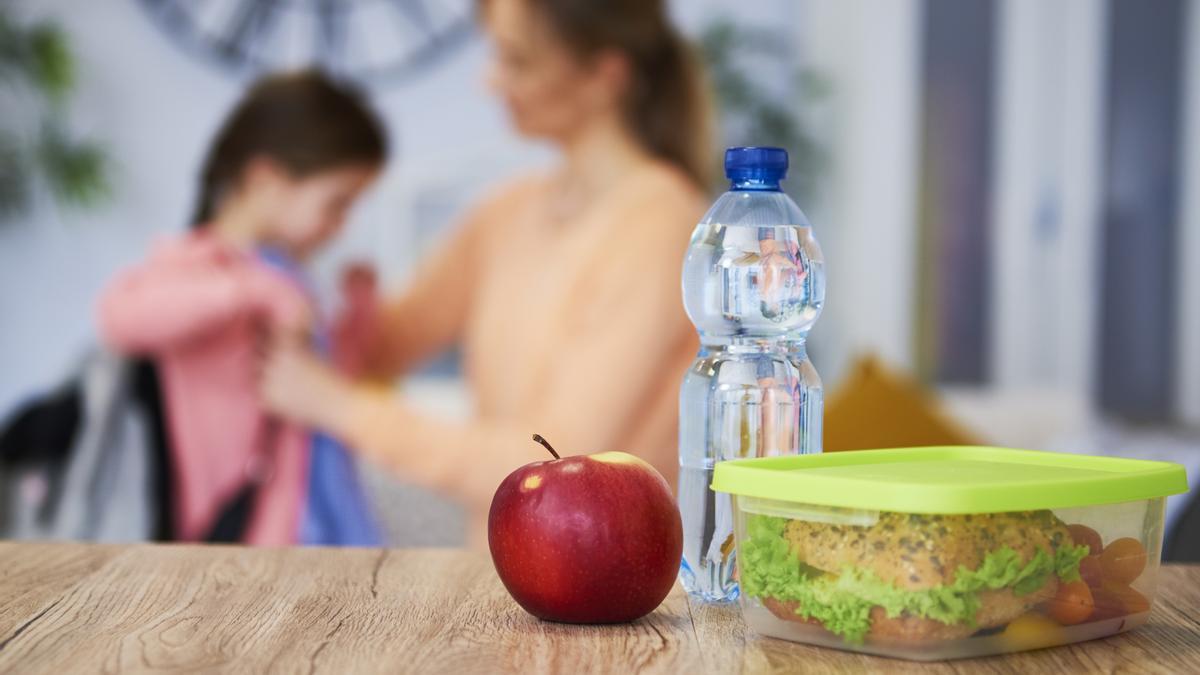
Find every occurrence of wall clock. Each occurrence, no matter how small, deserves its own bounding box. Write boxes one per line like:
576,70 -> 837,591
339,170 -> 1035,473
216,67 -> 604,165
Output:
136,0 -> 475,84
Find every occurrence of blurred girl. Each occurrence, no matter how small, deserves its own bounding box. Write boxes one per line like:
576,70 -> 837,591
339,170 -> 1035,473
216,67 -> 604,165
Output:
98,71 -> 387,545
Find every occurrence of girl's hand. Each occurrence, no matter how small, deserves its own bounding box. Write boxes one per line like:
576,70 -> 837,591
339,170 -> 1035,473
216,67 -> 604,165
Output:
243,266 -> 313,335
260,336 -> 354,431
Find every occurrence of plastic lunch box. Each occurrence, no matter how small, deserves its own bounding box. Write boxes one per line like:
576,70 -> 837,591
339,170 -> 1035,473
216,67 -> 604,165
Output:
711,446 -> 1188,660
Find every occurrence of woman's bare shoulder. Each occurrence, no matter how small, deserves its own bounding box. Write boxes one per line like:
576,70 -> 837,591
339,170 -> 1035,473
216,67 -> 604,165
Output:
449,173 -> 551,247
469,172 -> 551,217
618,161 -> 709,231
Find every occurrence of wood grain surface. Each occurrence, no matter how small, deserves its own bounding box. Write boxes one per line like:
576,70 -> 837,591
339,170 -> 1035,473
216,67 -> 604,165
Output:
0,542 -> 1195,674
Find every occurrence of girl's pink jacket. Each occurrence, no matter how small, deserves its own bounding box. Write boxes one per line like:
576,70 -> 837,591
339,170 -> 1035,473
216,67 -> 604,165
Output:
97,232 -> 309,545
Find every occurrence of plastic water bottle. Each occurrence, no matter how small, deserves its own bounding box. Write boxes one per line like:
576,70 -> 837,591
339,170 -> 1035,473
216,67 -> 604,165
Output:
678,147 -> 826,602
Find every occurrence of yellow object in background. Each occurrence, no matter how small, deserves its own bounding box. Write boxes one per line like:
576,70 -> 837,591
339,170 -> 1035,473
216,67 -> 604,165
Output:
823,356 -> 980,452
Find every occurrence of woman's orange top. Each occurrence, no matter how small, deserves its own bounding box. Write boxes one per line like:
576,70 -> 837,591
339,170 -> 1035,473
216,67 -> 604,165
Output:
341,163 -> 706,545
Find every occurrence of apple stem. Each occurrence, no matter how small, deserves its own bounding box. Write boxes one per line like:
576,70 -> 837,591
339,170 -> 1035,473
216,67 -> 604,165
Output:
532,434 -> 560,459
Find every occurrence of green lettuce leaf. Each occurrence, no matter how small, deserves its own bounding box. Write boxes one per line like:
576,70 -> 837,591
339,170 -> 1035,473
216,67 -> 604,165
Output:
1054,543 -> 1089,583
738,514 -> 1091,644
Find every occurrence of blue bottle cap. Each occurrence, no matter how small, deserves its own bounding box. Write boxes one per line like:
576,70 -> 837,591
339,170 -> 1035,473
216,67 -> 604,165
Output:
724,146 -> 788,183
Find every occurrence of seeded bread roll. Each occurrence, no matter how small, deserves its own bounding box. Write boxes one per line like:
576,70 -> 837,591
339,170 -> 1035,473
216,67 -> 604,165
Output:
766,511 -> 1073,641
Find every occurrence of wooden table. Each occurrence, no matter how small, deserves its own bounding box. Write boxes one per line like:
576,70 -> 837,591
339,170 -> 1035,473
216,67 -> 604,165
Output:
0,543 -> 1195,674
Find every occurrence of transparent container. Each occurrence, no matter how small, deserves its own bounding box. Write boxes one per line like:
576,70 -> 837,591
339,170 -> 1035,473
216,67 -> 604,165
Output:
712,447 -> 1188,660
679,147 -> 825,603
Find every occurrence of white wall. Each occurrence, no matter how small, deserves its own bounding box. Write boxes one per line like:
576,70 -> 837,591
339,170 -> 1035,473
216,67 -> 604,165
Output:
1179,0 -> 1200,429
0,0 -> 792,414
795,0 -> 923,384
990,0 -> 1106,401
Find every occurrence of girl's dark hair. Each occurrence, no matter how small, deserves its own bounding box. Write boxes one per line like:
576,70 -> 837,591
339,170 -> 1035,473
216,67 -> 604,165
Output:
485,0 -> 715,188
190,69 -> 387,228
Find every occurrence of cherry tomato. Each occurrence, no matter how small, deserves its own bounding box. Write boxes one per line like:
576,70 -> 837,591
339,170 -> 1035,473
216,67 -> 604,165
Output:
1003,613 -> 1064,650
1047,580 -> 1095,625
1100,537 -> 1147,585
1089,586 -> 1124,621
1079,555 -> 1103,588
1103,582 -> 1151,615
1068,524 -> 1104,556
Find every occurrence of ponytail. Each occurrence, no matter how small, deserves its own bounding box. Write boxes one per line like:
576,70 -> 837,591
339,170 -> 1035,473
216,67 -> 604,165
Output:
627,27 -> 716,189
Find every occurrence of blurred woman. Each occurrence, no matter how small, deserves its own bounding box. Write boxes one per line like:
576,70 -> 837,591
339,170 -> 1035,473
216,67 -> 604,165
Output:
99,71 -> 387,545
261,0 -> 713,546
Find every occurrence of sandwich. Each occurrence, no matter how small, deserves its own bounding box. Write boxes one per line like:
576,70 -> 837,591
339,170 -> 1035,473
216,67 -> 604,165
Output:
739,510 -> 1089,643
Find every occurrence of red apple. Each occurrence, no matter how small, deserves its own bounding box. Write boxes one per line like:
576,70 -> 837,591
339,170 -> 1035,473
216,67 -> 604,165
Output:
488,435 -> 683,623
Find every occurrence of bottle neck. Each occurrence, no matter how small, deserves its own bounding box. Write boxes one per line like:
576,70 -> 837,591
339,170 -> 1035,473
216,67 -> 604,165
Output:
699,336 -> 808,356
729,177 -> 783,192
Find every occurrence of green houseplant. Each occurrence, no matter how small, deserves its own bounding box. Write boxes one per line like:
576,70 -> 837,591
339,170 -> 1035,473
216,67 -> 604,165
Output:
698,17 -> 828,202
0,8 -> 108,222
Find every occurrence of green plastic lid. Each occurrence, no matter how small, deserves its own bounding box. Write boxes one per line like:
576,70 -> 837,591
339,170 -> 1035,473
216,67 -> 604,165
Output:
710,446 -> 1189,513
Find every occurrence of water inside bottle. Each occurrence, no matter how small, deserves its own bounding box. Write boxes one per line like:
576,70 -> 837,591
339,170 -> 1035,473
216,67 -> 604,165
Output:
678,464 -> 737,602
677,349 -> 822,601
683,224 -> 824,340
678,147 -> 826,603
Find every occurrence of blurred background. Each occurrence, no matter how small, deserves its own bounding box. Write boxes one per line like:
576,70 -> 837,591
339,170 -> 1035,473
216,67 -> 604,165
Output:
1,0 -> 1197,544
